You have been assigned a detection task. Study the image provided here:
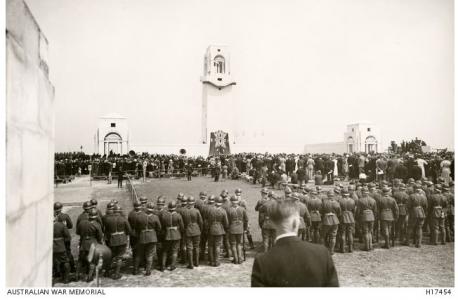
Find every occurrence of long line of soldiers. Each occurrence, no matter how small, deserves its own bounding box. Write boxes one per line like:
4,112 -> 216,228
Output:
53,189 -> 255,283
256,179 -> 454,255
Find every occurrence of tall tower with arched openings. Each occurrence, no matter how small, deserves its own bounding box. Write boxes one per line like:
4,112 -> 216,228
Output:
201,45 -> 236,155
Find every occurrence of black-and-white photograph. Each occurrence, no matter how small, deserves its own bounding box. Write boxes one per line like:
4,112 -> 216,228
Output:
4,0 -> 455,290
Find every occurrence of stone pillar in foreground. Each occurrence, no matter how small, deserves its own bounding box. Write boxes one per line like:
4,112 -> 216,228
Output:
6,0 -> 55,286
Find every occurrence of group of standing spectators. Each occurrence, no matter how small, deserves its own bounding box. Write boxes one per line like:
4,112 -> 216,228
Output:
54,151 -> 454,189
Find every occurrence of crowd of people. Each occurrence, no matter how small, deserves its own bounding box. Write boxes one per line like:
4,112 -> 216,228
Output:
52,150 -> 455,285
55,151 -> 455,187
53,177 -> 454,284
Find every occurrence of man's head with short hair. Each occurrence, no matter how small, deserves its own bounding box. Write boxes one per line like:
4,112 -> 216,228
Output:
269,199 -> 300,236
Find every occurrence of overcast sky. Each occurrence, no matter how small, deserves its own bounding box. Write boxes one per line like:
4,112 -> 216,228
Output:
25,0 -> 454,152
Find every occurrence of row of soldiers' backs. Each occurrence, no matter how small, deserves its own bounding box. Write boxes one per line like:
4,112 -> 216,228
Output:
54,189 -> 251,283
255,180 -> 454,253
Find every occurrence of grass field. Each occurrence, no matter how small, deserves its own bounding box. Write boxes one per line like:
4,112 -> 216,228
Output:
54,176 -> 455,287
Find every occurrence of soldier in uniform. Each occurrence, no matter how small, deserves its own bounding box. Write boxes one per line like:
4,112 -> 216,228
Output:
429,184 -> 447,245
186,162 -> 194,181
378,187 -> 399,249
348,185 -> 362,242
153,196 -> 167,267
235,188 -> 255,249
196,191 -> 207,213
255,188 -> 269,229
133,202 -> 161,275
339,189 -> 356,253
443,186 -> 454,242
181,196 -> 203,269
128,201 -> 143,267
321,190 -> 341,255
207,197 -> 228,266
357,188 -> 377,251
176,192 -> 185,207
139,196 -> 148,211
76,208 -> 104,282
407,184 -> 428,247
104,204 -> 131,279
393,183 -> 409,244
369,185 -> 382,243
307,190 -> 322,244
176,193 -> 187,264
260,191 -> 277,252
77,201 -> 102,228
200,195 -> 216,261
290,192 -> 311,241
54,202 -> 76,273
53,212 -> 72,283
300,187 -> 313,242
90,199 -> 103,220
160,201 -> 184,271
220,190 -> 232,259
227,196 -> 248,264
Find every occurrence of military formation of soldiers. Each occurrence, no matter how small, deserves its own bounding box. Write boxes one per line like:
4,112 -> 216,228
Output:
52,150 -> 454,284
255,178 -> 454,255
53,188 -> 256,283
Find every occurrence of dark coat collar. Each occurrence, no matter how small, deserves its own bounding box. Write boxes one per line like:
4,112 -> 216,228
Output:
275,235 -> 301,246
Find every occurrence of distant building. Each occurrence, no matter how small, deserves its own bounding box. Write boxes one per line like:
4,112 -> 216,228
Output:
344,122 -> 380,153
304,122 -> 381,154
95,113 -> 129,155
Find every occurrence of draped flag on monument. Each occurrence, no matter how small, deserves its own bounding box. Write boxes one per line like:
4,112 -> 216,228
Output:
209,130 -> 231,156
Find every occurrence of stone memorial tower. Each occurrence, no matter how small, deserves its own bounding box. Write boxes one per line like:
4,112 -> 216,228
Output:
201,45 -> 236,155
